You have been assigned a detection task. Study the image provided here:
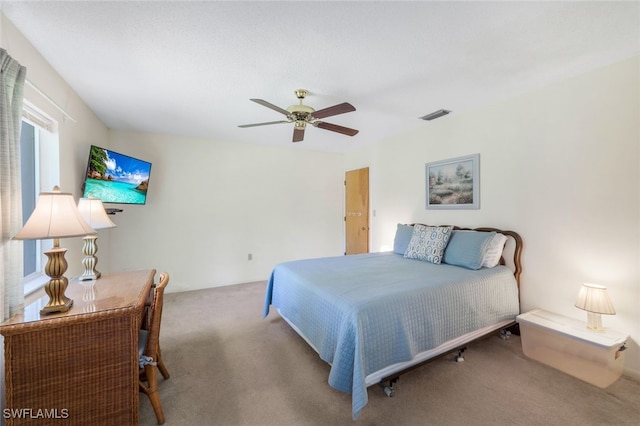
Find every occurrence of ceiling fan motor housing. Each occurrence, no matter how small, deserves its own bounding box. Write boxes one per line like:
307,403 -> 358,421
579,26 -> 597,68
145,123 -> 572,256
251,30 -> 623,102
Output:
287,104 -> 315,114
287,104 -> 315,125
288,88 -> 315,121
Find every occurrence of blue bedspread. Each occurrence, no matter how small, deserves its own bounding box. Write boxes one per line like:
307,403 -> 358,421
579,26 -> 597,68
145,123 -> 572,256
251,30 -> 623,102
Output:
263,252 -> 519,420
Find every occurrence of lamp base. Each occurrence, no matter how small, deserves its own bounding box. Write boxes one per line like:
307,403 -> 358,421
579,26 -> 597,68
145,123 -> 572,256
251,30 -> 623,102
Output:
79,272 -> 101,281
40,247 -> 74,315
586,312 -> 605,332
40,293 -> 73,314
80,235 -> 101,281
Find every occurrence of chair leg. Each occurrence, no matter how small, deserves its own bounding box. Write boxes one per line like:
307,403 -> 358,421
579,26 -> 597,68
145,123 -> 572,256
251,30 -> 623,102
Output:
142,364 -> 166,425
157,356 -> 170,380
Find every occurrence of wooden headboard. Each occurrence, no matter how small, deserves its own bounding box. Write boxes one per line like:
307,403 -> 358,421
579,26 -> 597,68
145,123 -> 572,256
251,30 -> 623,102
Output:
411,224 -> 523,289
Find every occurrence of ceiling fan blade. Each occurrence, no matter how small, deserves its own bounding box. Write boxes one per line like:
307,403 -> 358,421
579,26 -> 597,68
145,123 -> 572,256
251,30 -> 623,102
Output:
238,120 -> 289,128
250,99 -> 290,116
312,102 -> 356,119
315,121 -> 359,137
292,127 -> 305,142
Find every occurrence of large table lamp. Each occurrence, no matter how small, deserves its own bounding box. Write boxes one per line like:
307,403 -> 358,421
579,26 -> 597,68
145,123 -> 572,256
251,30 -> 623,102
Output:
13,186 -> 96,314
77,196 -> 116,281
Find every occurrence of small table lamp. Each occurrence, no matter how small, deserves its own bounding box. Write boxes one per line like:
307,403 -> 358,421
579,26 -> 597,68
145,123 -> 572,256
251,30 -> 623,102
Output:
77,196 -> 116,280
575,283 -> 616,331
13,186 -> 96,314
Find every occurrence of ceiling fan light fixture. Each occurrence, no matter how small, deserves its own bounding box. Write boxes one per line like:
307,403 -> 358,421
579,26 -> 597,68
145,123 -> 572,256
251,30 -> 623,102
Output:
294,121 -> 306,130
419,109 -> 451,121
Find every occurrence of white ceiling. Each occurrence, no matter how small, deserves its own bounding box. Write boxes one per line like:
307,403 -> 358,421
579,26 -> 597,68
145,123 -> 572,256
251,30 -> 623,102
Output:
2,1 -> 639,153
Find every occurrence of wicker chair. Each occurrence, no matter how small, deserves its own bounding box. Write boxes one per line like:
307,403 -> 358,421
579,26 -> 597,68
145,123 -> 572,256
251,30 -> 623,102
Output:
139,272 -> 171,424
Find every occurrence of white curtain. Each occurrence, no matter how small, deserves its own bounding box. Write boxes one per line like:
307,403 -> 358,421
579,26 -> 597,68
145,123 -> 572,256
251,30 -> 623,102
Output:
0,49 -> 26,321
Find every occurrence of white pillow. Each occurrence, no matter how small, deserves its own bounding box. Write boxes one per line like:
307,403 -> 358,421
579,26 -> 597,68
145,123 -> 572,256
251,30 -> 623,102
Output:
481,233 -> 508,268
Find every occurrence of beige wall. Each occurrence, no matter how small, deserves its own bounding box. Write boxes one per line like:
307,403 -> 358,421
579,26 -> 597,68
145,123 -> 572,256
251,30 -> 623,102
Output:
107,130 -> 345,293
343,56 -> 640,378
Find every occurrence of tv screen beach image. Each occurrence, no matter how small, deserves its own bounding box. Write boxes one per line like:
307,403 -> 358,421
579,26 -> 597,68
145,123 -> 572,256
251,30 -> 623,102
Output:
83,146 -> 151,205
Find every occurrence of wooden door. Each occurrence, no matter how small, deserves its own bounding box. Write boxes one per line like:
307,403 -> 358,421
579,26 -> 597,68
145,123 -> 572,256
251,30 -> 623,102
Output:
345,167 -> 369,254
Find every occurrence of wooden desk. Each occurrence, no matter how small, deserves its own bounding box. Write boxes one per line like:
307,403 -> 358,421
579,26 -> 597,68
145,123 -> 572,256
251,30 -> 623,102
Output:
1,269 -> 155,425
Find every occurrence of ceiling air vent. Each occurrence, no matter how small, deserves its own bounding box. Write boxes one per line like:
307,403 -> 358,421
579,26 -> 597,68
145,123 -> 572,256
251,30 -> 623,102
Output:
419,109 -> 451,121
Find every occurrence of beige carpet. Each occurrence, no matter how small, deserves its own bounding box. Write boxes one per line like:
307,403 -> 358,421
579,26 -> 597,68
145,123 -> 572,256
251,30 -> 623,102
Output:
139,281 -> 640,426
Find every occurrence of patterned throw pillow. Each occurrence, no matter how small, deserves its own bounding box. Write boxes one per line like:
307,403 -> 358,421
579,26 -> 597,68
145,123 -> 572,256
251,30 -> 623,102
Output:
403,224 -> 453,264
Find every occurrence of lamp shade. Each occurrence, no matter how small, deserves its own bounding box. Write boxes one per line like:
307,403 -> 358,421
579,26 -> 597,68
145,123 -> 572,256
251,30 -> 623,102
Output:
77,197 -> 116,230
13,187 -> 96,240
575,283 -> 616,315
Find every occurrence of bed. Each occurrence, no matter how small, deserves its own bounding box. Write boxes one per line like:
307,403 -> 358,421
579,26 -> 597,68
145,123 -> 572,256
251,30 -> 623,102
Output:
263,224 -> 523,420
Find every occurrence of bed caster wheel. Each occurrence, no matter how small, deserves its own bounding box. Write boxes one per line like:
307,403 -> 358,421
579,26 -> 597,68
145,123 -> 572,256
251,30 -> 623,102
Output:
500,330 -> 512,341
380,379 -> 397,397
455,355 -> 465,362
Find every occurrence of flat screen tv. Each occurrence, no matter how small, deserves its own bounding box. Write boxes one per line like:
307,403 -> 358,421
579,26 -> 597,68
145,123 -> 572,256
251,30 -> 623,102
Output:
82,145 -> 152,205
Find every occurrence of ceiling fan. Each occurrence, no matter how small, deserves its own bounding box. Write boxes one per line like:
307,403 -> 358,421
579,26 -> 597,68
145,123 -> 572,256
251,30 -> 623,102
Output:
238,89 -> 359,142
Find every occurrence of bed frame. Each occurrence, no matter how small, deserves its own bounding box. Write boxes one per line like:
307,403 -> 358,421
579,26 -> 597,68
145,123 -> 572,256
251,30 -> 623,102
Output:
375,225 -> 523,397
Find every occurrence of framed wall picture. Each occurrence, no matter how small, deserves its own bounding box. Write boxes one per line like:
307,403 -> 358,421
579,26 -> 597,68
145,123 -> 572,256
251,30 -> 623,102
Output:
426,153 -> 480,209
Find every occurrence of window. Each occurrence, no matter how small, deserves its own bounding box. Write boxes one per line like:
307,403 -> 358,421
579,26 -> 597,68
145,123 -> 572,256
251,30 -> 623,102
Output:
20,120 -> 38,278
20,101 -> 59,296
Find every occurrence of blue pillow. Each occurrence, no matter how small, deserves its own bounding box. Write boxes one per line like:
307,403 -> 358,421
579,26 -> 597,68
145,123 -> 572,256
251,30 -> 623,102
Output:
393,224 -> 414,254
443,230 -> 496,270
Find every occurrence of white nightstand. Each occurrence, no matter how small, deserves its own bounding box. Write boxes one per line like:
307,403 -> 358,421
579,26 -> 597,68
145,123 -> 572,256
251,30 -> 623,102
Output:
516,309 -> 628,388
